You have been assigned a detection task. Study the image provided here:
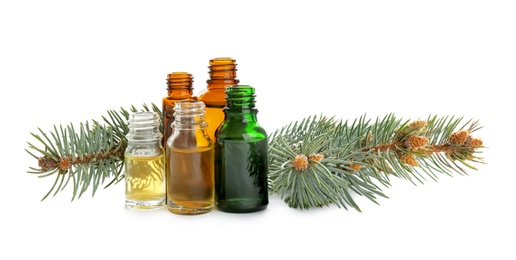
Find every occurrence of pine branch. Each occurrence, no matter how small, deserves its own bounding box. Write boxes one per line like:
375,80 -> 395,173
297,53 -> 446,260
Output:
26,103 -> 160,201
268,114 -> 485,210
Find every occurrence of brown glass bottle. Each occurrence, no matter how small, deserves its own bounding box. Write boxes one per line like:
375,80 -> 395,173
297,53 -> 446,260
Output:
162,72 -> 194,146
197,58 -> 239,142
166,100 -> 214,215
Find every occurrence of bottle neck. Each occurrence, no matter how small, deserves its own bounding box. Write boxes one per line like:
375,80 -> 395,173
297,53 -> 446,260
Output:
224,85 -> 258,122
168,100 -> 211,149
172,100 -> 208,131
207,57 -> 239,90
167,72 -> 194,97
127,112 -> 162,142
166,89 -> 193,99
207,79 -> 240,90
126,112 -> 163,155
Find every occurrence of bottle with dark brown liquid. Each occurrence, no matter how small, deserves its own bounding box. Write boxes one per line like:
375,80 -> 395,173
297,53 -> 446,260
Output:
162,72 -> 194,146
197,57 -> 239,142
166,100 -> 214,215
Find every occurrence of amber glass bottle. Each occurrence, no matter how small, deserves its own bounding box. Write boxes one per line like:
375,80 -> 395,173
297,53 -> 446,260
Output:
215,85 -> 269,213
197,57 -> 239,141
162,72 -> 194,146
166,100 -> 214,215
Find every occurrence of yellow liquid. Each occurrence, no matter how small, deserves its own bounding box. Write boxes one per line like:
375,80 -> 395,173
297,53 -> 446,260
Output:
125,152 -> 166,210
204,106 -> 225,142
167,147 -> 214,215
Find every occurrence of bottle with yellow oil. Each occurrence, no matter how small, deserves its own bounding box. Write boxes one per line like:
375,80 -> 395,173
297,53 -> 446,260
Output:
124,112 -> 166,210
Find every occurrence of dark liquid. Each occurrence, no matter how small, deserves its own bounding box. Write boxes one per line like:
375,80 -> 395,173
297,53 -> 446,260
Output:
167,147 -> 214,215
215,139 -> 268,213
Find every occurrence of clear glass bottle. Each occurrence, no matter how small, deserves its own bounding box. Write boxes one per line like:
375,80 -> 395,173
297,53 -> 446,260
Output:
215,85 -> 269,213
197,57 -> 239,142
162,72 -> 195,146
124,111 -> 166,210
166,100 -> 215,215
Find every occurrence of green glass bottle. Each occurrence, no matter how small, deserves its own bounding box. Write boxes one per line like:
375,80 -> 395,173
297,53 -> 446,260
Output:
215,85 -> 268,213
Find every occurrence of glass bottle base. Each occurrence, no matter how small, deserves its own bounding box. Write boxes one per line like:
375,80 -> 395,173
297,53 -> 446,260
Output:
167,201 -> 214,215
216,199 -> 268,213
125,198 -> 166,210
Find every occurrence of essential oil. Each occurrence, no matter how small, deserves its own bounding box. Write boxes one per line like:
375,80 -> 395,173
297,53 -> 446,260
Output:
124,112 -> 166,210
166,100 -> 215,215
125,152 -> 166,209
167,147 -> 214,215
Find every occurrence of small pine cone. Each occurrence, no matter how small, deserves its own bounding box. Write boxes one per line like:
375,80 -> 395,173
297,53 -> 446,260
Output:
404,135 -> 429,151
399,153 -> 418,167
348,163 -> 362,172
465,135 -> 484,147
471,138 -> 483,147
449,130 -> 469,145
396,120 -> 427,141
292,154 -> 309,171
409,120 -> 427,129
38,156 -> 58,172
309,153 -> 324,163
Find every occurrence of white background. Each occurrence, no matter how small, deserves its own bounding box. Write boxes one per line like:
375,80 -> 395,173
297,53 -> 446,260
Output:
1,0 -> 515,259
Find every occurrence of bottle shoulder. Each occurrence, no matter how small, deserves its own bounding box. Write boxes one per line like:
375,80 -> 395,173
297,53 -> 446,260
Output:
198,88 -> 227,107
163,93 -> 194,102
217,122 -> 267,141
167,130 -> 213,150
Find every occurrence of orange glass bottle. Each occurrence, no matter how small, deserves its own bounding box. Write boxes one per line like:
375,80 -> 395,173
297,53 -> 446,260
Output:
162,72 -> 194,146
197,58 -> 239,141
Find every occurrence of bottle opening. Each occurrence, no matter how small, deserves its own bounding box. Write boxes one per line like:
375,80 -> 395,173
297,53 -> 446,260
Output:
210,57 -> 236,65
127,112 -> 162,142
167,72 -> 194,90
173,100 -> 208,129
225,85 -> 257,111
